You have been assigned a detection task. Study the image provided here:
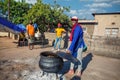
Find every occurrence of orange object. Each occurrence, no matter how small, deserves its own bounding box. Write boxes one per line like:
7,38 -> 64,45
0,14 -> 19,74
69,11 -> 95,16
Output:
26,24 -> 35,36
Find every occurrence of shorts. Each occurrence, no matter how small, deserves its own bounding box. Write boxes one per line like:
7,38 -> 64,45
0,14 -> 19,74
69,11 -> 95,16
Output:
28,36 -> 35,44
19,38 -> 24,41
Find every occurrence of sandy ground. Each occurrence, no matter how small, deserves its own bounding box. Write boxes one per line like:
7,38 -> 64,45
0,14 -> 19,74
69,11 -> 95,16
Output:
0,37 -> 69,80
0,37 -> 52,60
0,37 -> 120,80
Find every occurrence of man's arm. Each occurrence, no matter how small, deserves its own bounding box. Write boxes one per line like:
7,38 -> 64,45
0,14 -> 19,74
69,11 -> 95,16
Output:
26,25 -> 29,38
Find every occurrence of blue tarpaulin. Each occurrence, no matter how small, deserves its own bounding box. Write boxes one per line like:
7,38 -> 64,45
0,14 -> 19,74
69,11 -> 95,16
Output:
33,23 -> 38,31
0,17 -> 23,34
16,24 -> 26,32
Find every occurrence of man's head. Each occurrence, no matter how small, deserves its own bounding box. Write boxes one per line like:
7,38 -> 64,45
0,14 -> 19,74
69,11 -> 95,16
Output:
58,23 -> 62,28
29,20 -> 33,25
71,16 -> 78,25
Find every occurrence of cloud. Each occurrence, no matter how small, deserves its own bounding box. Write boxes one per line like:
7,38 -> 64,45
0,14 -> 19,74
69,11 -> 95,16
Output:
69,10 -> 77,15
94,0 -> 120,5
111,0 -> 120,5
86,3 -> 112,8
56,0 -> 71,1
94,0 -> 112,3
64,0 -> 71,1
67,9 -> 93,19
26,0 -> 37,4
67,7 -> 107,19
64,0 -> 120,19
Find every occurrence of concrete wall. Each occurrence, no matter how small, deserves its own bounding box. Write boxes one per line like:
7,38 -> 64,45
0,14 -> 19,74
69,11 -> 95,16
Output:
93,14 -> 120,37
45,32 -> 120,58
44,32 -> 70,49
0,32 -> 8,37
81,24 -> 95,37
85,36 -> 120,58
0,31 -> 19,40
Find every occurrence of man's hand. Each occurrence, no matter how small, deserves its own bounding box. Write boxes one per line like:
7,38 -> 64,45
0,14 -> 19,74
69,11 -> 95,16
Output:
66,49 -> 71,54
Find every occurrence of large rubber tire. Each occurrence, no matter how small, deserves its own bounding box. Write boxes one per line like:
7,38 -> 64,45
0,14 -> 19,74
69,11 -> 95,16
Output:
39,51 -> 63,73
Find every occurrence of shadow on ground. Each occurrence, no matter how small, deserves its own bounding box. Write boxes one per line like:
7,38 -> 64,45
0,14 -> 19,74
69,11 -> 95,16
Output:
57,52 -> 93,80
82,53 -> 93,73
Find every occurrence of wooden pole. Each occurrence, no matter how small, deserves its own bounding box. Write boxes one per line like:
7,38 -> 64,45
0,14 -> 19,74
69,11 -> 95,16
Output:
8,0 -> 10,38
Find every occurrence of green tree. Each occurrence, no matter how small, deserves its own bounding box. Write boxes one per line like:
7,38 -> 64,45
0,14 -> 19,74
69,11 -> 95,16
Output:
23,0 -> 51,31
0,0 -> 71,32
23,0 -> 70,32
0,0 -> 30,24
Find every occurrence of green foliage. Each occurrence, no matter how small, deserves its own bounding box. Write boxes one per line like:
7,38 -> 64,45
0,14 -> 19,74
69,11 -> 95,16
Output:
0,0 -> 30,24
23,0 -> 70,31
0,0 -> 71,32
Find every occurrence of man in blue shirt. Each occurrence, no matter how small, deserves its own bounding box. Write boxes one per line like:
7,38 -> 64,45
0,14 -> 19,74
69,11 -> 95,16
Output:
66,16 -> 85,77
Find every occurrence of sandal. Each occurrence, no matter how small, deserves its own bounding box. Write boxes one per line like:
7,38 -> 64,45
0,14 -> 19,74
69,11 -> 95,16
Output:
67,69 -> 74,75
76,71 -> 82,77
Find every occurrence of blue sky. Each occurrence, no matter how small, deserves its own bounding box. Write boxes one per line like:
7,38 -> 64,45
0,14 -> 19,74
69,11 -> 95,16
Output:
42,0 -> 120,20
18,0 -> 120,20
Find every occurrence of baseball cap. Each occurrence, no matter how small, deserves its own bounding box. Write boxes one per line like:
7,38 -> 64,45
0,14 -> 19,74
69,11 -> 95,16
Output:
71,16 -> 78,21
